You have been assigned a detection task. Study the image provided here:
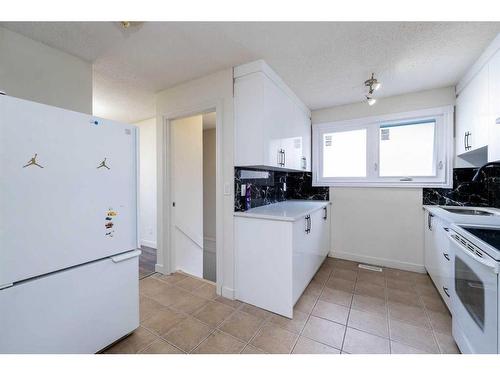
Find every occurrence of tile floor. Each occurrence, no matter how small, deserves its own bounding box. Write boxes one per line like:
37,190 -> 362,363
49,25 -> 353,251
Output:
103,257 -> 460,354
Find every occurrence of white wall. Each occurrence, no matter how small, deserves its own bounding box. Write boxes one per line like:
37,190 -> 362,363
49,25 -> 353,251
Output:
156,69 -> 234,298
135,118 -> 157,248
312,87 -> 456,272
0,26 -> 92,114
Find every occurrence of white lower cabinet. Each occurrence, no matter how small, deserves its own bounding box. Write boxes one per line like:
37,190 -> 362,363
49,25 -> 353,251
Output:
235,203 -> 330,318
424,210 -> 453,311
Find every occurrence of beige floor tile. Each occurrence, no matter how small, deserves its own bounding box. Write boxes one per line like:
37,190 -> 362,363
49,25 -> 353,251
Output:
292,336 -> 340,354
103,327 -> 157,354
333,259 -> 359,271
302,316 -> 346,349
332,268 -> 358,282
194,301 -> 235,327
139,339 -> 184,354
141,308 -> 187,336
325,277 -> 355,292
303,280 -> 324,297
386,279 -> 416,293
214,296 -> 242,309
294,293 -> 318,314
342,328 -> 390,354
140,277 -> 173,298
428,311 -> 452,335
434,332 -> 460,354
415,283 -> 441,298
219,310 -> 263,342
154,272 -> 188,284
390,341 -> 428,354
414,273 -> 433,285
319,287 -> 353,307
387,289 -> 422,307
319,262 -> 334,274
269,309 -> 308,334
351,294 -> 387,316
421,294 -> 449,314
311,300 -> 349,325
348,308 -> 389,338
241,345 -> 267,354
250,323 -> 298,354
176,277 -> 207,292
150,286 -> 186,307
389,319 -> 439,353
354,281 -> 386,299
357,271 -> 386,287
312,269 -> 331,284
192,283 -> 217,300
140,295 -> 164,322
385,268 -> 417,283
388,302 -> 431,329
192,330 -> 246,354
170,293 -> 209,314
163,317 -> 213,352
239,303 -> 273,320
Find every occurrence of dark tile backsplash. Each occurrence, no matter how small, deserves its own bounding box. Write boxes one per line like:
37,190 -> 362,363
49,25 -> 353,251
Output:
423,167 -> 500,208
234,167 -> 329,211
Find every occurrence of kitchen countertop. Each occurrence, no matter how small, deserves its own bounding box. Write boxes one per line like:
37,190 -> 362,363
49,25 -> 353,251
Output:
234,200 -> 331,222
423,205 -> 500,226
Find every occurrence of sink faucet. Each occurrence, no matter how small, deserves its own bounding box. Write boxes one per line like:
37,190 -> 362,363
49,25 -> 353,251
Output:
472,161 -> 500,182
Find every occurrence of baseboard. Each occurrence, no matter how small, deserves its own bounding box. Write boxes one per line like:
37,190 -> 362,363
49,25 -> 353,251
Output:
329,250 -> 426,273
221,286 -> 235,300
154,263 -> 165,274
141,239 -> 157,249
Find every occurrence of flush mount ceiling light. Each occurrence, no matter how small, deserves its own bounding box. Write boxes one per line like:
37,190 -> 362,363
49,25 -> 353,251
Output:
364,73 -> 381,105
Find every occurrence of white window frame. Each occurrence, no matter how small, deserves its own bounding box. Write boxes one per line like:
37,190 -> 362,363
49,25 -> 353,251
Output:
312,106 -> 454,188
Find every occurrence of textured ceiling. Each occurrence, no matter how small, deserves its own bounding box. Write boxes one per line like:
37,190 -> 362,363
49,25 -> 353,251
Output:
2,22 -> 499,123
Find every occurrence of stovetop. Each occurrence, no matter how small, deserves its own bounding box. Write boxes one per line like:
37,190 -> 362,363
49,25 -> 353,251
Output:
462,226 -> 500,252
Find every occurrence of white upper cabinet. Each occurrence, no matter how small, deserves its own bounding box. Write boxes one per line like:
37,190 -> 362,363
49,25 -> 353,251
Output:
234,60 -> 311,172
455,63 -> 489,156
488,50 -> 500,162
455,33 -> 500,162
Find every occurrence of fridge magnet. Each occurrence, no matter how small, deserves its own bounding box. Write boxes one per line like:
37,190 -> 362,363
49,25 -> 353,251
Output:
107,210 -> 117,216
105,222 -> 114,229
23,153 -> 44,168
97,158 -> 110,170
105,217 -> 112,221
105,231 -> 114,237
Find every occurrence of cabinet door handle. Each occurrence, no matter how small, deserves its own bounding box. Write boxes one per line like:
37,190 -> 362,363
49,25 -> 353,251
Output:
308,215 -> 312,233
442,286 -> 450,298
323,207 -> 328,220
282,149 -> 286,167
443,253 -> 450,261
427,212 -> 433,230
305,215 -> 311,233
464,132 -> 467,151
301,156 -> 306,170
277,149 -> 281,166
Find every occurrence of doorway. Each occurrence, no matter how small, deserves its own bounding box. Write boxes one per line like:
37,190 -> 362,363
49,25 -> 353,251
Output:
170,112 -> 217,283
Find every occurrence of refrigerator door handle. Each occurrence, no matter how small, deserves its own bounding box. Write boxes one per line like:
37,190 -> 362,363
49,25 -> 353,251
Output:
111,249 -> 142,263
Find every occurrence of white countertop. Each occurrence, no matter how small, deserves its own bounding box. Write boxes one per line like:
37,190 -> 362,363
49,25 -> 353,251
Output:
423,205 -> 500,226
234,200 -> 331,222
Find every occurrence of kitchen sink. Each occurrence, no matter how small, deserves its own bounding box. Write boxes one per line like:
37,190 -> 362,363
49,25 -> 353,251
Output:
441,207 -> 496,216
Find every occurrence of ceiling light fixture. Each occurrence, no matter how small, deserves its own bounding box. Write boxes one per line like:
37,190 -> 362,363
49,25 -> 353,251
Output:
366,96 -> 377,106
364,73 -> 381,105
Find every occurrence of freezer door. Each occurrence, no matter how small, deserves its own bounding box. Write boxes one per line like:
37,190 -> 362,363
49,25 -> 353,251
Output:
0,95 -> 138,285
0,250 -> 140,353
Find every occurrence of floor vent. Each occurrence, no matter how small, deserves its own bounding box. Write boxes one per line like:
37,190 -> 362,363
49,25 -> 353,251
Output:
358,264 -> 383,272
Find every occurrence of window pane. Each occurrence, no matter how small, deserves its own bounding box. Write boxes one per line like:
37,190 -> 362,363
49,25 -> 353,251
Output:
322,129 -> 366,177
379,121 -> 435,177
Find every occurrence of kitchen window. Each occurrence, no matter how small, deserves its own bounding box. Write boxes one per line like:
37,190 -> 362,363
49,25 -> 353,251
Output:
312,106 -> 454,187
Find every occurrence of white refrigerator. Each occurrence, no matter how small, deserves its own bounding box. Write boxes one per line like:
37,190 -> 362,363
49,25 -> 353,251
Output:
0,95 -> 141,353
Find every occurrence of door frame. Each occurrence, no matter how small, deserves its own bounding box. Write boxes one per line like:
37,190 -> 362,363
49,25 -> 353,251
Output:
157,100 -> 224,295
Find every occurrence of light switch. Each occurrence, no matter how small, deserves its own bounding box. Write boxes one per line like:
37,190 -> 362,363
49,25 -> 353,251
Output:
241,184 -> 246,196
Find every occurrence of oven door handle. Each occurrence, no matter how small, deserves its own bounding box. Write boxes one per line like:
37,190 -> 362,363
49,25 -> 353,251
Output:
445,230 -> 499,274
